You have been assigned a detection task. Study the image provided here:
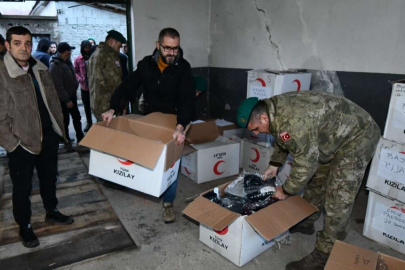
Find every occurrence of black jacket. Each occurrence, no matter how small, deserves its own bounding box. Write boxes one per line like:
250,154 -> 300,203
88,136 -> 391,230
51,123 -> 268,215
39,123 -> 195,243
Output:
49,54 -> 79,103
110,48 -> 195,128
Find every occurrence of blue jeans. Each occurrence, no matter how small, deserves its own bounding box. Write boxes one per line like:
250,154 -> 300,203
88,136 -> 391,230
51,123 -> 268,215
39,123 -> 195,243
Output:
163,177 -> 178,203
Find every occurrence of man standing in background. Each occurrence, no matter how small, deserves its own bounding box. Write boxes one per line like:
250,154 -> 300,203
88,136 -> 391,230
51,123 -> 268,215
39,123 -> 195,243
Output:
0,34 -> 6,60
32,38 -> 51,68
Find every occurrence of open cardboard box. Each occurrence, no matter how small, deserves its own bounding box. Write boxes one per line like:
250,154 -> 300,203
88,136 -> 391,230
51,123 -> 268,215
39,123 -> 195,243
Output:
181,121 -> 239,184
383,80 -> 405,144
183,182 -> 317,266
325,240 -> 405,270
80,113 -> 184,197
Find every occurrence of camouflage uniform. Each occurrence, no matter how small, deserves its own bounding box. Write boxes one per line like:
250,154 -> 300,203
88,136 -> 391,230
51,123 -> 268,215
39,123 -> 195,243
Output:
264,91 -> 380,254
87,42 -> 122,121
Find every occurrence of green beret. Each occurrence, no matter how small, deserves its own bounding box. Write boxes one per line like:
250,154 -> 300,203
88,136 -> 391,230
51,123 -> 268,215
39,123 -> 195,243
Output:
193,76 -> 207,93
107,30 -> 127,44
236,97 -> 259,128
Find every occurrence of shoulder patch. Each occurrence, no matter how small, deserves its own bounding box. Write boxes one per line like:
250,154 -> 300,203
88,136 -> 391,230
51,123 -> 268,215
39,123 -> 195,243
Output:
280,131 -> 291,142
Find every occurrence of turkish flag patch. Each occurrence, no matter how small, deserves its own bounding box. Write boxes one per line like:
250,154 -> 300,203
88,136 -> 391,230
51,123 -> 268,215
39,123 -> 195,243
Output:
280,131 -> 291,142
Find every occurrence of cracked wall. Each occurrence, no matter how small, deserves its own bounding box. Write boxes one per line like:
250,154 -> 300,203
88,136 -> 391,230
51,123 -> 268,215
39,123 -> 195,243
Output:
209,0 -> 405,75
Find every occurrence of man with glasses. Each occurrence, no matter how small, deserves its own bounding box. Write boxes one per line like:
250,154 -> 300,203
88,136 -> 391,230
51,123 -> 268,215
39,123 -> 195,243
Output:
0,26 -> 74,248
102,28 -> 195,223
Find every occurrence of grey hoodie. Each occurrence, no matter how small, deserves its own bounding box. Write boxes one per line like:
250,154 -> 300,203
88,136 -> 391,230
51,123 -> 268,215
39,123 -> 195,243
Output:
49,53 -> 79,103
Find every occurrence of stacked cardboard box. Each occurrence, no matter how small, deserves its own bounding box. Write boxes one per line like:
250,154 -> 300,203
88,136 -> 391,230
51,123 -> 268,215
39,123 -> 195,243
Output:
247,69 -> 311,99
364,81 -> 405,255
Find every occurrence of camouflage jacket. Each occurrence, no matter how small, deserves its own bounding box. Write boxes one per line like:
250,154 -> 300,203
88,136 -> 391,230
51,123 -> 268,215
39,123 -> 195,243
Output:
87,42 -> 122,120
264,91 -> 380,194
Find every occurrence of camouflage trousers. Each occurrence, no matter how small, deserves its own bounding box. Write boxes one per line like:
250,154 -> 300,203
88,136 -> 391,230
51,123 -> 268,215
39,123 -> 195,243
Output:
301,126 -> 380,254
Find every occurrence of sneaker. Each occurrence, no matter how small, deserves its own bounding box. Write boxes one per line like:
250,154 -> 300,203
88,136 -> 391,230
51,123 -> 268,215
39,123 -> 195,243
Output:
289,221 -> 315,235
285,249 -> 329,270
84,123 -> 92,133
45,209 -> 74,225
163,202 -> 175,223
19,224 -> 39,248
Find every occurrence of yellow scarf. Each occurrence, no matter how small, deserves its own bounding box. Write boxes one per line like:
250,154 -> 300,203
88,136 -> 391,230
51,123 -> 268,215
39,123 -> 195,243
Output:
158,55 -> 168,73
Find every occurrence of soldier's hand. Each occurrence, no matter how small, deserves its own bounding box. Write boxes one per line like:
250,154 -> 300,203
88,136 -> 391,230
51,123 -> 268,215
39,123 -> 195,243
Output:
102,109 -> 115,126
173,124 -> 185,146
263,165 -> 278,180
272,185 -> 289,201
66,101 -> 74,108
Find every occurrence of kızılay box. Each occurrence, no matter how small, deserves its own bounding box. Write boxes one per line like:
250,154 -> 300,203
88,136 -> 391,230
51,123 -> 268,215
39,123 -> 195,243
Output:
366,137 -> 405,203
363,191 -> 405,255
243,128 -> 275,147
241,139 -> 274,175
247,69 -> 311,99
181,121 -> 239,184
383,81 -> 405,144
80,113 -> 184,197
223,128 -> 244,169
183,182 -> 317,266
325,240 -> 405,270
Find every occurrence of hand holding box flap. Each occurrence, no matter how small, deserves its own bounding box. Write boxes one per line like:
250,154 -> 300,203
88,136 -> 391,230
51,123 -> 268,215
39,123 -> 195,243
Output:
325,241 -> 378,270
182,196 -> 240,231
245,195 -> 317,241
186,121 -> 219,144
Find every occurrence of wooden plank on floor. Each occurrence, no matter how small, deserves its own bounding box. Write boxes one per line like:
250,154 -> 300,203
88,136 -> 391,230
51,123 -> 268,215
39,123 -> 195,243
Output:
0,190 -> 106,221
0,222 -> 135,270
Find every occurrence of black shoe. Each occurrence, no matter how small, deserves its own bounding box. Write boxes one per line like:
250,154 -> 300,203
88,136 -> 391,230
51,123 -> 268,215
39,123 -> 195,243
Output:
84,123 -> 92,132
289,221 -> 315,235
64,142 -> 75,153
45,209 -> 74,225
286,249 -> 329,270
102,180 -> 126,190
19,224 -> 40,248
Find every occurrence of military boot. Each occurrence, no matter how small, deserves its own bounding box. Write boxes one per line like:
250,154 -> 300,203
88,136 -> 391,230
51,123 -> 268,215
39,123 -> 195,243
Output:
289,220 -> 315,235
285,249 -> 329,270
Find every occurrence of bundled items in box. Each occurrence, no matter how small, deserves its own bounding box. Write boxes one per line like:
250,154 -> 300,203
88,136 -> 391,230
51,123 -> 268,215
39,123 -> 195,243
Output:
203,172 -> 281,215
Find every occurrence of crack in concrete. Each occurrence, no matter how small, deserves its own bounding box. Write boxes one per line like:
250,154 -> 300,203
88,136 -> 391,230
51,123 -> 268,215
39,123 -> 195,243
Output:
254,0 -> 285,70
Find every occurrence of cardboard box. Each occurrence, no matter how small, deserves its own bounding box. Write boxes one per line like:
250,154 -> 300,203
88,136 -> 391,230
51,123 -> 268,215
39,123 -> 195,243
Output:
325,240 -> 405,270
183,183 -> 317,266
181,136 -> 240,184
363,191 -> 405,255
215,119 -> 239,136
366,137 -> 405,203
80,113 -> 184,197
241,139 -> 274,175
383,81 -> 405,144
223,128 -> 244,168
247,69 -> 311,99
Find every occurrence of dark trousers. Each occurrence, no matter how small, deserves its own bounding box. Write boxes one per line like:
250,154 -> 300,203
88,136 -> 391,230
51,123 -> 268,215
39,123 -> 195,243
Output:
81,89 -> 92,124
8,128 -> 60,227
60,96 -> 84,142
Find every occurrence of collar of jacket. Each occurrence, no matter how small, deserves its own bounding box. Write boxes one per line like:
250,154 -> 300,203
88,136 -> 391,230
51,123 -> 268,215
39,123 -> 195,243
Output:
50,53 -> 71,65
264,98 -> 277,135
151,47 -> 183,66
4,51 -> 47,78
98,42 -> 119,56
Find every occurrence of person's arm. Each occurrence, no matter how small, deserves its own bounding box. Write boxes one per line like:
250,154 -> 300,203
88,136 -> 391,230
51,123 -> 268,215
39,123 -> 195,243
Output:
49,64 -> 70,104
0,78 -> 19,152
175,62 -> 195,129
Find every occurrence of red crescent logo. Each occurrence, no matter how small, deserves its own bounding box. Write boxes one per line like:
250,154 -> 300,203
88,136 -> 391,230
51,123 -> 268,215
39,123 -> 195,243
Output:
293,79 -> 301,91
391,206 -> 405,214
255,78 -> 266,87
117,159 -> 134,166
250,147 -> 260,163
400,152 -> 405,154
170,163 -> 175,169
213,160 -> 225,175
184,167 -> 191,175
214,226 -> 229,235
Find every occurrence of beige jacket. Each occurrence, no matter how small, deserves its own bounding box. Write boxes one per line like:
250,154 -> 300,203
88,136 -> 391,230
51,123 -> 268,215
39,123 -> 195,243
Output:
0,52 -> 65,154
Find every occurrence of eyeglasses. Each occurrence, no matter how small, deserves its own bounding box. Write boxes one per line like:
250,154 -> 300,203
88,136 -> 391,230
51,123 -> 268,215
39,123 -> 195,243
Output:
159,42 -> 179,53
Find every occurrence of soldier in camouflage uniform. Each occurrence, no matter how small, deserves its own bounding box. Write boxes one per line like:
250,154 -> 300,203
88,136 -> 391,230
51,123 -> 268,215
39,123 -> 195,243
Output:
236,91 -> 380,270
87,30 -> 126,121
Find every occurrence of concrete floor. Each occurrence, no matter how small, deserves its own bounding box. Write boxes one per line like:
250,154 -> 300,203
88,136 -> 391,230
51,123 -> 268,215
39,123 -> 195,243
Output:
57,105 -> 405,269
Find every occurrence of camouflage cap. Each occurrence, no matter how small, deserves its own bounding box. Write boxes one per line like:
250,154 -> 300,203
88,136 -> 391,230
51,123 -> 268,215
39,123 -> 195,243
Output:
193,75 -> 207,93
107,30 -> 127,44
236,97 -> 259,128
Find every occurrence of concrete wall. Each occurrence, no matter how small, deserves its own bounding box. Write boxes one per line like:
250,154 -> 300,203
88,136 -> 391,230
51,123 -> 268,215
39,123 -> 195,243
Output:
131,0 -> 210,67
209,0 -> 405,75
55,2 -> 127,60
